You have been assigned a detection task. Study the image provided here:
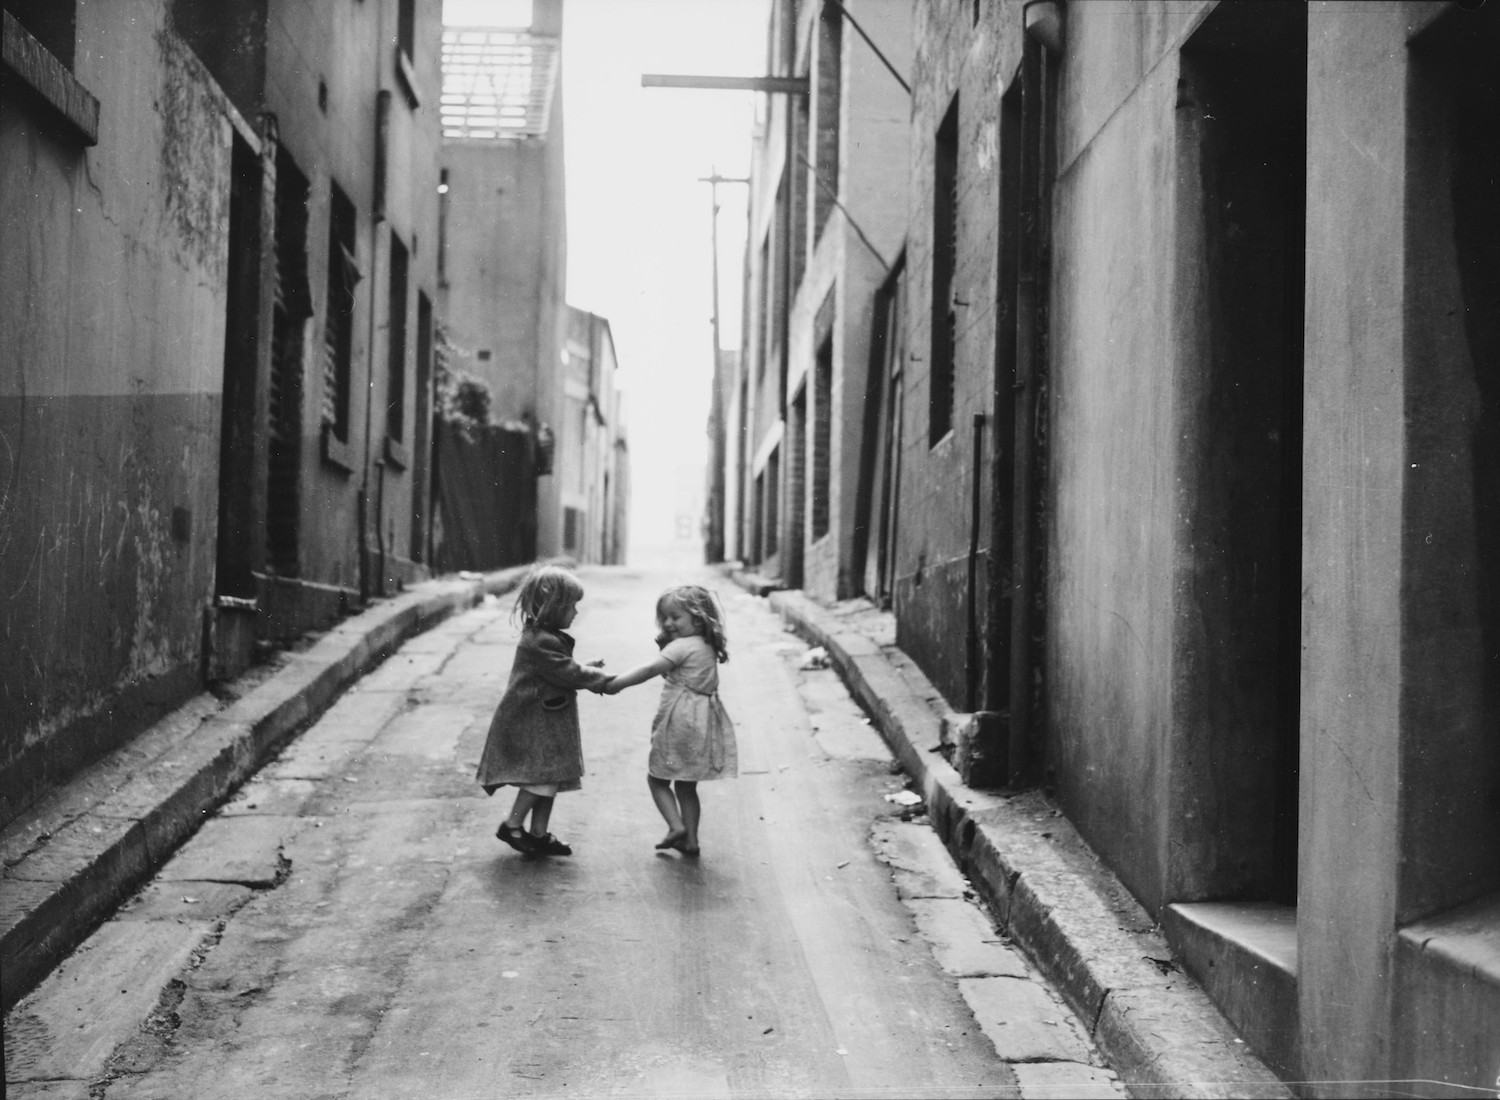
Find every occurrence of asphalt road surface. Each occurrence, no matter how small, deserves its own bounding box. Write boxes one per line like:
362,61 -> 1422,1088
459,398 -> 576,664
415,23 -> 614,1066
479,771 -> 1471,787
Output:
6,565 -> 1120,1099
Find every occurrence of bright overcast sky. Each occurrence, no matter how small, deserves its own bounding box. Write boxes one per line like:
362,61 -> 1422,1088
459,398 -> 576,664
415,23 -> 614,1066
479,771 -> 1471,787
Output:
443,0 -> 770,560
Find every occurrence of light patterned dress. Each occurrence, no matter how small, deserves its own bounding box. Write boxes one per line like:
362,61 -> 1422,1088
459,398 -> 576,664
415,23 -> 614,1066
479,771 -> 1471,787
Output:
648,635 -> 738,782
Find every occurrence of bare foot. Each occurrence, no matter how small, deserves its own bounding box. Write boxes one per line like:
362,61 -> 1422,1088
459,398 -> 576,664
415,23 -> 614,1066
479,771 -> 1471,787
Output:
655,829 -> 688,850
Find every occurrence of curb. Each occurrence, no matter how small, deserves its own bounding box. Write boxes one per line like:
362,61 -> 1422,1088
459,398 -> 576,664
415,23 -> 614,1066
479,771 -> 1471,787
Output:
0,565 -> 530,1015
755,582 -> 1292,1100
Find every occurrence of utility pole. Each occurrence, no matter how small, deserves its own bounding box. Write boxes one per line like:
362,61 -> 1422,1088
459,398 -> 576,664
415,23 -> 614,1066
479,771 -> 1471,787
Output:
642,73 -> 800,565
700,168 -> 748,564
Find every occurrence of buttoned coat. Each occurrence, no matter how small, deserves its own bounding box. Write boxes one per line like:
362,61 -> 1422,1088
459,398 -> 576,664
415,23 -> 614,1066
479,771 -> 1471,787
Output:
476,626 -> 611,793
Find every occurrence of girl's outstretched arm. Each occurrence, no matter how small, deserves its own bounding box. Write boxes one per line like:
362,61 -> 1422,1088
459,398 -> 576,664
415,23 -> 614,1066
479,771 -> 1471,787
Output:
604,654 -> 673,694
530,633 -> 612,691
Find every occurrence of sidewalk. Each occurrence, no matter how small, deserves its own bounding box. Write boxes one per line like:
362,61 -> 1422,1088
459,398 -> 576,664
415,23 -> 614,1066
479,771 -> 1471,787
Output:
0,565 -> 532,1015
729,568 -> 1291,1100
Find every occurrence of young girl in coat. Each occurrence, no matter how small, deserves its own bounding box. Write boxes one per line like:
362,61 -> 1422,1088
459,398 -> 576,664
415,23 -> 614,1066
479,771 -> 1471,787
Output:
603,585 -> 737,856
477,565 -> 611,857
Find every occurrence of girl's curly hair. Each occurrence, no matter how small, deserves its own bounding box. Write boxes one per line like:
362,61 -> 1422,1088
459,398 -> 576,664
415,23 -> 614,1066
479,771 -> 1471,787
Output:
657,585 -> 729,663
513,565 -> 585,629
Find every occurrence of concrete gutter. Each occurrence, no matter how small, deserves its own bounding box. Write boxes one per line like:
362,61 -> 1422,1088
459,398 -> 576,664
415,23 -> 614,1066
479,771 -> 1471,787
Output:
745,576 -> 1291,1100
0,565 -> 531,1015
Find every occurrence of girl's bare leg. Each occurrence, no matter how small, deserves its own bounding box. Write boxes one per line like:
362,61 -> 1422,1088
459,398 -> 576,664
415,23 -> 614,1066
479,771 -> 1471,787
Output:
528,795 -> 555,838
649,775 -> 687,848
675,782 -> 701,854
506,789 -> 541,830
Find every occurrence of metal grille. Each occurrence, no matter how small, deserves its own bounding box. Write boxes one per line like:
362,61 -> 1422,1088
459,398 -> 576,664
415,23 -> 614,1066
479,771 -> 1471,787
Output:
441,27 -> 560,140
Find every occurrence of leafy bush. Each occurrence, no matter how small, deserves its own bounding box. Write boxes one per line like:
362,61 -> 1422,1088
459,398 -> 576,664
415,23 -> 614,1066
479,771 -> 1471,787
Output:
433,321 -> 492,439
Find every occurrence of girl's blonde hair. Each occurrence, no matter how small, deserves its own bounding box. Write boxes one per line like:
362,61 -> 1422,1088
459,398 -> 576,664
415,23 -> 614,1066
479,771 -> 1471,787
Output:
657,585 -> 729,663
513,565 -> 584,629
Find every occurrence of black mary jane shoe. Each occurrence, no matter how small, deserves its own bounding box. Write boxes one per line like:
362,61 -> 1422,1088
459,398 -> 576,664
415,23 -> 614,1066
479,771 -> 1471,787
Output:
532,833 -> 573,857
496,823 -> 536,854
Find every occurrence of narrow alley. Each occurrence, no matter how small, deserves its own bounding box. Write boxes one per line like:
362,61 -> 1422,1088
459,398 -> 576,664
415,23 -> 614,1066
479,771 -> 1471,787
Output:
4,567 -> 1122,1099
8,1 -> 1498,1093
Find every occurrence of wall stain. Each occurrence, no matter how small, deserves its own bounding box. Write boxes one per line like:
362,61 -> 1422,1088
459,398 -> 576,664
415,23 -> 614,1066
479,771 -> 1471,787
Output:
156,27 -> 229,279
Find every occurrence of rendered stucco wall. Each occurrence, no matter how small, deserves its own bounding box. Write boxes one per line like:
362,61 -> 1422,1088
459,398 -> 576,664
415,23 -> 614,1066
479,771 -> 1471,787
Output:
1301,4 -> 1500,1091
1298,9 -> 1409,1090
1045,2 -> 1206,911
0,0 -> 232,822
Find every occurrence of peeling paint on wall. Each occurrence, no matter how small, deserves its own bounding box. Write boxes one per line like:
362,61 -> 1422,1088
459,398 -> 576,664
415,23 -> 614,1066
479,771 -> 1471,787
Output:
156,26 -> 229,279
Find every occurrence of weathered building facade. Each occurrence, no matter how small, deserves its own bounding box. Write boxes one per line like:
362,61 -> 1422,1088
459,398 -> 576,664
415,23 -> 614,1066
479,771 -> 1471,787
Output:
561,307 -> 628,565
2,2 -> 232,824
0,0 -> 444,825
724,0 -> 1500,1091
174,0 -> 446,637
728,0 -> 912,603
906,0 -> 1500,1092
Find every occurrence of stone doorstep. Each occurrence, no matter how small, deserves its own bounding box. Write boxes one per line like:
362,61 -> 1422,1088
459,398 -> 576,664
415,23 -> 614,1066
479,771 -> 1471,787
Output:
1164,901 -> 1300,1083
756,580 -> 1291,1099
0,566 -> 530,1015
1394,892 -> 1500,1089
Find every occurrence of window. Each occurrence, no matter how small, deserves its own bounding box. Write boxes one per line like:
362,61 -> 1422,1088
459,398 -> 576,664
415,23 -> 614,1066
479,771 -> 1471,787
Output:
812,337 -> 833,539
770,177 -> 788,370
765,446 -> 780,557
930,95 -> 959,445
387,232 -> 409,443
756,234 -> 772,382
792,90 -> 810,286
395,0 -> 420,107
563,506 -> 582,552
397,0 -> 415,60
322,181 -> 358,444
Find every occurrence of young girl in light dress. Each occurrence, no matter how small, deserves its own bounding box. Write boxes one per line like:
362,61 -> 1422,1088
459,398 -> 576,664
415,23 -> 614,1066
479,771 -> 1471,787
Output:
603,585 -> 737,856
476,565 -> 610,857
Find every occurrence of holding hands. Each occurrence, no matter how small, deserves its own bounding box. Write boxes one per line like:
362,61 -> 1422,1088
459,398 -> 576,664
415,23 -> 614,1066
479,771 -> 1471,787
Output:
580,659 -> 626,695
590,605 -> 696,698
584,659 -> 613,695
